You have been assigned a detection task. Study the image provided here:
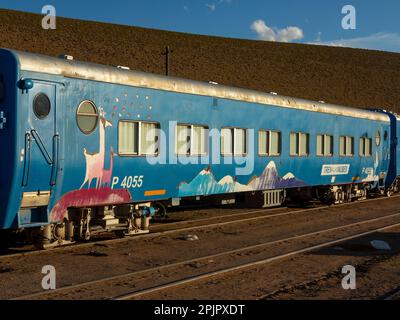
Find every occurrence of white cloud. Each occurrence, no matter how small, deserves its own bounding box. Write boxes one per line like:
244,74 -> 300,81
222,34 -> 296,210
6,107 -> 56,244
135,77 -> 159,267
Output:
251,19 -> 304,42
312,32 -> 400,53
206,0 -> 232,12
206,3 -> 216,11
315,32 -> 322,42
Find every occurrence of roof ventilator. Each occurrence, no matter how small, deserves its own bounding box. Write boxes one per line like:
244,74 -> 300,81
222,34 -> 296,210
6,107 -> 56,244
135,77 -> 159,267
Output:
59,54 -> 74,61
117,66 -> 130,70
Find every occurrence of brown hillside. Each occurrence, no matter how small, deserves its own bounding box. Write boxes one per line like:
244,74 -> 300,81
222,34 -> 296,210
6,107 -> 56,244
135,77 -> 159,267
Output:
0,9 -> 399,112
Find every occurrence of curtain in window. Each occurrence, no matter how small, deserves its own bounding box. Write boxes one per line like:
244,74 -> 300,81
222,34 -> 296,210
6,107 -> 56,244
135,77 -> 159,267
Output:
300,133 -> 309,156
340,137 -> 346,156
290,133 -> 298,156
366,138 -> 372,156
317,135 -> 323,156
325,136 -> 333,156
346,137 -> 353,156
235,129 -> 246,155
141,123 -> 158,155
221,128 -> 233,155
192,126 -> 208,155
176,125 -> 190,155
270,131 -> 280,155
359,138 -> 365,156
258,131 -> 268,155
119,122 -> 137,155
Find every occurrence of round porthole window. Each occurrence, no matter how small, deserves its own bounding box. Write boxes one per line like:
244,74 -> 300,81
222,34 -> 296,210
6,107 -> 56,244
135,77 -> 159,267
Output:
33,93 -> 51,119
76,100 -> 99,134
375,131 -> 381,146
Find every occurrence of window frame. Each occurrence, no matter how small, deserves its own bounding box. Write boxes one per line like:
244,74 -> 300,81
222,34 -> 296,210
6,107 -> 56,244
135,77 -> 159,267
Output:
175,123 -> 209,157
316,134 -> 334,157
33,92 -> 51,120
359,137 -> 373,157
118,120 -> 160,157
339,135 -> 354,157
221,127 -> 234,156
375,131 -> 381,146
290,131 -> 310,157
220,126 -> 248,157
76,100 -> 99,135
258,129 -> 282,157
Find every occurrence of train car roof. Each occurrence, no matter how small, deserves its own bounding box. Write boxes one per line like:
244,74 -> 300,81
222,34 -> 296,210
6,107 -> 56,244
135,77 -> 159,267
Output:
8,48 -> 390,123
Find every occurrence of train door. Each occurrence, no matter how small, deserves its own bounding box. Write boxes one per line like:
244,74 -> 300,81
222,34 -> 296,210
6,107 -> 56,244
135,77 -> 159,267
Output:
379,127 -> 390,187
21,81 -> 59,207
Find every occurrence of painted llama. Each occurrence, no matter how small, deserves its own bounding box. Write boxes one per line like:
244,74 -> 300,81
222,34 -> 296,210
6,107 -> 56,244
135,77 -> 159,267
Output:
80,116 -> 112,189
101,148 -> 116,188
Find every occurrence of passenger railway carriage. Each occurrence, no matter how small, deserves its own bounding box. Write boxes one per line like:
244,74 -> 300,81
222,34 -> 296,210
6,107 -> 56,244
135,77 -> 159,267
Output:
0,48 -> 399,248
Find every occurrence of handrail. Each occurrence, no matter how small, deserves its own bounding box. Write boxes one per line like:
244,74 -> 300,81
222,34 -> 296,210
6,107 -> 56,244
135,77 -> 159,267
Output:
50,134 -> 59,186
21,132 -> 31,187
30,129 -> 52,165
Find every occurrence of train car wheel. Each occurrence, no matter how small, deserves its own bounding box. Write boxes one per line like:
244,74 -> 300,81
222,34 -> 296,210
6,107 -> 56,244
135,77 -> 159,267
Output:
154,202 -> 167,219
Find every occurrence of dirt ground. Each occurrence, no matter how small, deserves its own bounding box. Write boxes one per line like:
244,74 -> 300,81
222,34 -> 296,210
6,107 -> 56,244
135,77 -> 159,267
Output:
1,197 -> 399,300
1,9 -> 400,113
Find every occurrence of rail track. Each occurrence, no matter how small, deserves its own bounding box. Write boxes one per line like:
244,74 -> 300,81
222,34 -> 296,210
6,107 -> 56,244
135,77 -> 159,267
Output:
1,195 -> 397,262
380,287 -> 400,300
11,207 -> 400,300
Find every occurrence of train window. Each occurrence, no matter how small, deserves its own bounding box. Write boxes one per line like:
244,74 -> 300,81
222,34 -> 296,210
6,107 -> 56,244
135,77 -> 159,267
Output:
270,131 -> 281,156
221,128 -> 247,156
290,133 -> 298,156
316,134 -> 333,157
176,125 -> 191,155
176,124 -> 208,156
339,137 -> 345,156
340,136 -> 354,157
76,100 -> 99,134
366,138 -> 372,156
119,121 -> 160,156
290,132 -> 309,157
119,121 -> 139,155
221,128 -> 234,155
192,126 -> 208,155
140,122 -> 160,155
259,130 -> 281,156
375,131 -> 381,146
33,93 -> 51,119
235,129 -> 247,155
359,137 -> 372,157
384,131 -> 388,141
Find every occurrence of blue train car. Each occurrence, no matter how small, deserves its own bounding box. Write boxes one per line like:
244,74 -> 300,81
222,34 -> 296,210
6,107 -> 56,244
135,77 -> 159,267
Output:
0,48 -> 399,248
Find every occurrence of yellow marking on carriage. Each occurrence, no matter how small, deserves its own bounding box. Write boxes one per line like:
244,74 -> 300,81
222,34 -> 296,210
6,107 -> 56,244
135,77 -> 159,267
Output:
144,190 -> 167,197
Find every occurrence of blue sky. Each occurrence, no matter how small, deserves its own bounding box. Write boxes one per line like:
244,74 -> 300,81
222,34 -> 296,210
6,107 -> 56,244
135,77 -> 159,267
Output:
2,0 -> 400,52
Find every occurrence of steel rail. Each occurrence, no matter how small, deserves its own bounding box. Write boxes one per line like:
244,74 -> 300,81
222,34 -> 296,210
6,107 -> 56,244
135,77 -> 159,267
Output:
12,211 -> 400,300
115,218 -> 400,300
2,195 -> 397,261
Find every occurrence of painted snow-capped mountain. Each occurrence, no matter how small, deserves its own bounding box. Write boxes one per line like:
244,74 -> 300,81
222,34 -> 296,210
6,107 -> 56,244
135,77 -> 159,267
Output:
257,161 -> 281,190
256,162 -> 307,189
276,171 -> 307,188
178,161 -> 308,197
178,169 -> 234,197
